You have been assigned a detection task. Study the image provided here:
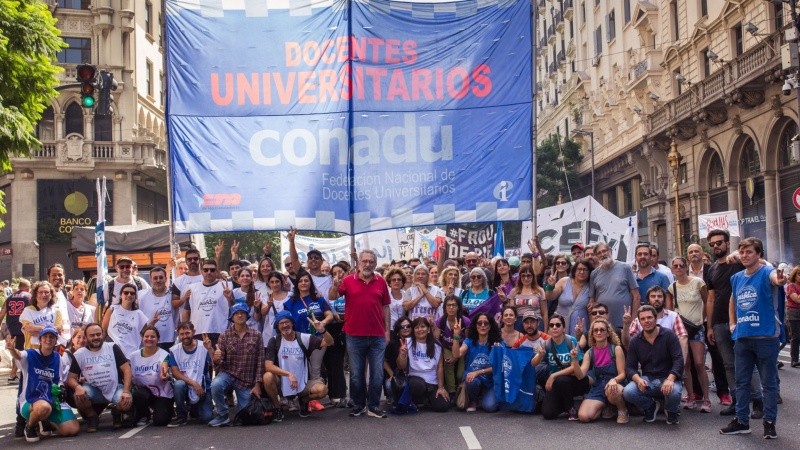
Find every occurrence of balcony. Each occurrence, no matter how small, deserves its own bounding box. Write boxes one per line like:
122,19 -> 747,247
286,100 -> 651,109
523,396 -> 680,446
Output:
538,0 -> 546,14
554,10 -> 564,33
647,31 -> 783,139
626,49 -> 663,92
563,0 -> 574,20
547,24 -> 556,44
539,36 -> 547,50
13,138 -> 168,173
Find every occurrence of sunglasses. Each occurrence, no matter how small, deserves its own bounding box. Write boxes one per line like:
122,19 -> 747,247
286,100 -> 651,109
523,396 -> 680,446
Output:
121,291 -> 137,296
466,259 -> 478,264
186,257 -> 200,261
308,256 -> 322,260
520,273 -> 533,278
202,268 -> 217,273
672,264 -> 686,268
555,261 -> 568,266
592,328 -> 607,333
399,324 -> 411,329
476,321 -> 490,326
708,240 -> 726,247
470,275 -> 482,279
590,310 -> 607,316
118,265 -> 132,269
445,303 -> 458,308
549,323 -> 563,328
390,278 -> 403,282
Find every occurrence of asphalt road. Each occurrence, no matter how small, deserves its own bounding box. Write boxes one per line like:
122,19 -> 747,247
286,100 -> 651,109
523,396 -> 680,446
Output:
0,348 -> 798,449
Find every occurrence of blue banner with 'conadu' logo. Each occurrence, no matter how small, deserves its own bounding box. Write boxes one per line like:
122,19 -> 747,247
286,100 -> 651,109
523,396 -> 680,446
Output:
165,0 -> 532,234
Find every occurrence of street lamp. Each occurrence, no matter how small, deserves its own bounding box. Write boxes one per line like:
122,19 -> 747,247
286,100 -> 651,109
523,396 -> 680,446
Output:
572,129 -> 595,199
667,140 -> 682,257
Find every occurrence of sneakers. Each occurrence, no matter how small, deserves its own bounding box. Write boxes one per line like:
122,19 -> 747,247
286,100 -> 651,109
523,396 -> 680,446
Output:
309,400 -> 325,411
349,406 -> 368,417
167,416 -> 188,428
15,420 -> 25,438
763,420 -> 777,439
616,409 -> 629,424
466,402 -> 478,412
643,402 -> 661,423
39,420 -> 55,437
24,424 -> 40,443
568,406 -> 579,421
666,411 -> 680,425
719,393 -> 732,406
208,414 -> 231,427
272,408 -> 284,423
367,407 -> 387,418
111,410 -> 122,429
298,400 -> 310,418
791,361 -> 800,368
700,400 -> 712,413
751,399 -> 764,420
719,404 -> 736,416
7,376 -> 19,384
720,418 -> 751,435
683,400 -> 699,411
135,417 -> 150,427
86,415 -> 100,433
288,397 -> 299,412
601,405 -> 616,419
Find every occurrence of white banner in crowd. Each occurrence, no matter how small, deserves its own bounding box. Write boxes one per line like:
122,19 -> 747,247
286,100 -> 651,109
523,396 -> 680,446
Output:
521,196 -> 637,262
697,210 -> 740,238
280,231 -> 400,268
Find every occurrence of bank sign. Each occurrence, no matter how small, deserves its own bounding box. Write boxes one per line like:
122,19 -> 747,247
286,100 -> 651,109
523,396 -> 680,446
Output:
36,180 -> 113,238
165,0 -> 533,234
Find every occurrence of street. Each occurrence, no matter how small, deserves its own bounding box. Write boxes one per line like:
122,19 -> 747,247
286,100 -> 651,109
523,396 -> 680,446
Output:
0,350 -> 798,449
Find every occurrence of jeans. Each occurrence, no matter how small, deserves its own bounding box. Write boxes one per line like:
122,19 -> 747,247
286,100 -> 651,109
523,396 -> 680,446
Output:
464,378 -> 498,412
346,335 -> 386,410
83,383 -> 124,405
210,372 -> 252,418
712,323 -> 762,402
174,380 -> 214,423
623,376 -> 682,414
734,337 -> 780,425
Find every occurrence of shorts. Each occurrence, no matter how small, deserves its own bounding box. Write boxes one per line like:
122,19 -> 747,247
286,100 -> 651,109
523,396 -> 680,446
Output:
298,378 -> 325,399
585,378 -> 626,402
83,383 -> 124,405
21,401 -> 77,425
689,325 -> 705,344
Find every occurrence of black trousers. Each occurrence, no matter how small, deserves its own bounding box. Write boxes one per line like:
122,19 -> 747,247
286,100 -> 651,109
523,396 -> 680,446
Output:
323,322 -> 348,399
132,386 -> 174,426
406,376 -> 450,412
541,375 -> 590,420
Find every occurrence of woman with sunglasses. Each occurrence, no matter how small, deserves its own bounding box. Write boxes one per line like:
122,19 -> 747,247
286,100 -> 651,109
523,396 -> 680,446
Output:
667,256 -> 711,413
385,268 -> 408,333
543,255 -> 572,316
451,313 -> 501,412
102,283 -> 152,357
509,264 -> 547,331
571,318 -> 627,423
396,317 -> 450,412
403,265 -> 444,321
461,268 -> 493,314
384,317 -> 413,405
541,314 -> 589,420
492,258 -> 515,304
499,306 -> 523,347
549,259 -> 593,338
232,267 -> 261,331
437,295 -> 470,398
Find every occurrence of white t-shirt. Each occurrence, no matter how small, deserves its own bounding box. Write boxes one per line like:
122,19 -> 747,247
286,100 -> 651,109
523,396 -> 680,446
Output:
19,306 -> 59,349
311,273 -> 332,301
170,342 -> 209,404
53,290 -> 72,345
138,288 -> 175,343
406,337 -> 441,385
389,290 -> 405,329
72,343 -> 122,402
404,285 -> 444,322
260,295 -> 288,346
67,301 -> 96,332
128,348 -> 173,398
172,273 -> 204,327
104,277 -> 150,306
276,334 -> 313,396
232,287 -> 261,331
107,305 -> 148,356
184,281 -> 230,334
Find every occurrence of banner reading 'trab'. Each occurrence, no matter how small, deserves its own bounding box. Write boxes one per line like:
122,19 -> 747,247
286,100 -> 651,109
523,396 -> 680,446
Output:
166,0 -> 532,234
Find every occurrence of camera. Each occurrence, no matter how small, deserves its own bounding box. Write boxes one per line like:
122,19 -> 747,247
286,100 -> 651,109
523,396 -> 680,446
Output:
783,74 -> 797,96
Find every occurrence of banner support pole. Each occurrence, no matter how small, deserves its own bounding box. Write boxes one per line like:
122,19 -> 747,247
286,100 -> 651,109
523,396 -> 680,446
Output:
530,4 -> 538,239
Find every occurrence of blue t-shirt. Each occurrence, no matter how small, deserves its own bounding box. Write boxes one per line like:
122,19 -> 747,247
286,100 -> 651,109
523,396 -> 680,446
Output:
546,335 -> 583,373
284,295 -> 332,335
461,289 -> 490,313
462,337 -> 493,387
637,268 -> 671,305
731,265 -> 779,339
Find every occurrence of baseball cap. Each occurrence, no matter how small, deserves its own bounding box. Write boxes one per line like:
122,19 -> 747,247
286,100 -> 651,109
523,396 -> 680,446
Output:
116,256 -> 134,265
508,256 -> 521,268
521,310 -> 541,321
571,243 -> 585,251
307,249 -> 323,259
39,325 -> 59,338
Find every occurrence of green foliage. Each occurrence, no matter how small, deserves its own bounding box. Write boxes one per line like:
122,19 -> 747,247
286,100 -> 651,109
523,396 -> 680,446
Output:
0,0 -> 64,227
536,134 -> 583,208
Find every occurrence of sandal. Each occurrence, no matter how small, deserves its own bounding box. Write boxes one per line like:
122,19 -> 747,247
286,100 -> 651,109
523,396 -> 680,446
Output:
616,409 -> 629,424
700,400 -> 712,413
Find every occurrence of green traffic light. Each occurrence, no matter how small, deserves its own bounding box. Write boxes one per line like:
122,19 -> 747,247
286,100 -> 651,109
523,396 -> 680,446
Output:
82,96 -> 95,108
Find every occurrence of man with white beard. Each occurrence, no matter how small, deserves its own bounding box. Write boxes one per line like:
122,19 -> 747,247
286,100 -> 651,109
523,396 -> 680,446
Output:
588,243 -> 640,333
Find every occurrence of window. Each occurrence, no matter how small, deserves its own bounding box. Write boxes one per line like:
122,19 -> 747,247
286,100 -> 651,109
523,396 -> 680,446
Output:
679,162 -> 688,184
594,26 -> 602,56
607,9 -> 616,41
741,138 -> 761,177
37,107 -> 55,141
136,186 -> 168,224
775,2 -> 785,30
709,153 -> 725,189
780,122 -> 798,166
702,47 -> 711,77
145,2 -> 153,36
674,68 -> 683,95
670,1 -> 679,41
733,23 -> 744,56
700,0 -> 708,17
580,1 -> 585,23
94,113 -> 112,141
56,38 -> 91,64
146,60 -> 154,97
64,102 -> 84,137
624,0 -> 631,24
58,0 -> 91,9
594,0 -> 599,7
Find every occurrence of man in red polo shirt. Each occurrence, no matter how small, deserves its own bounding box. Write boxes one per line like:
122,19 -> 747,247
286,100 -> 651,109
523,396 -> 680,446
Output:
329,249 -> 390,419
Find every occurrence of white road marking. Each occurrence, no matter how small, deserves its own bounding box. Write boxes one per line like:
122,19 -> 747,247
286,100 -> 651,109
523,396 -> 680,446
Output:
119,423 -> 149,439
460,426 -> 482,450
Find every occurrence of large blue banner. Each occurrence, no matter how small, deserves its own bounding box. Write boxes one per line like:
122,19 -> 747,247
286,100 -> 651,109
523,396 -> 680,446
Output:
166,0 -> 532,234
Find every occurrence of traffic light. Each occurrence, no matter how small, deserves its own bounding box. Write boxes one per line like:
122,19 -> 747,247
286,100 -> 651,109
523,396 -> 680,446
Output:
75,64 -> 97,108
96,71 -> 116,116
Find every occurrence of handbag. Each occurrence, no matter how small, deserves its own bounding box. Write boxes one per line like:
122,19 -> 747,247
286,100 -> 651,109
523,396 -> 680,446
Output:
455,383 -> 469,410
234,396 -> 275,426
673,282 -> 701,339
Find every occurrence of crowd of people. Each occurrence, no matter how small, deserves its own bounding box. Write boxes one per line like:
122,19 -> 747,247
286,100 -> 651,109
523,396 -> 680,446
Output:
0,228 -> 793,442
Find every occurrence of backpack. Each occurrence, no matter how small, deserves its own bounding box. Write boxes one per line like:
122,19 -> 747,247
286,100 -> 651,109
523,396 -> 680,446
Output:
234,396 -> 275,426
273,333 -> 312,366
107,277 -> 144,304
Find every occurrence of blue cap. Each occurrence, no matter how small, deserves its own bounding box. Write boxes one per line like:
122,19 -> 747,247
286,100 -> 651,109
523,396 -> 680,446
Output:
273,310 -> 294,331
39,325 -> 59,338
228,302 -> 251,321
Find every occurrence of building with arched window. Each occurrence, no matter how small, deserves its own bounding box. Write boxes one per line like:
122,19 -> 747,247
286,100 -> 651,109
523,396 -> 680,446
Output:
536,0 -> 798,262
0,0 -> 167,280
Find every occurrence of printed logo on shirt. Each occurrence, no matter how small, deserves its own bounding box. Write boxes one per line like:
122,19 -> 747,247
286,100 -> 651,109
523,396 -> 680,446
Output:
179,359 -> 203,370
113,321 -> 135,334
34,367 -> 55,380
32,314 -> 54,325
83,354 -> 113,364
737,311 -> 760,326
736,286 -> 758,310
470,353 -> 489,371
199,297 -> 218,312
133,362 -> 161,374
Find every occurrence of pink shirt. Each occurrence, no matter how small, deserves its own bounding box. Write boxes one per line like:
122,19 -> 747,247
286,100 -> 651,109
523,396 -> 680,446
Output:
339,273 -> 391,337
787,283 -> 800,310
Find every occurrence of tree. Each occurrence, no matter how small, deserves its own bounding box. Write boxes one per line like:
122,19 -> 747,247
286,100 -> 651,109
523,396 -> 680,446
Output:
0,0 -> 64,226
536,134 -> 583,208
